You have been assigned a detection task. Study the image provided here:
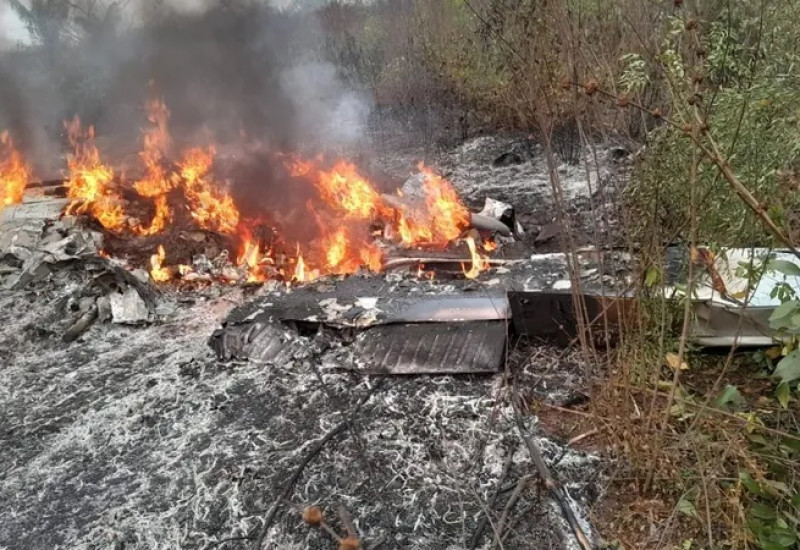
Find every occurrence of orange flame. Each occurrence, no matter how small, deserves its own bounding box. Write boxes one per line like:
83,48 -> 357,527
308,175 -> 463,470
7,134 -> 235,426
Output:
132,99 -> 174,236
179,147 -> 240,234
0,131 -> 30,209
237,237 -> 266,283
315,160 -> 385,220
64,117 -> 125,231
150,245 -> 172,282
321,228 -> 383,275
292,245 -> 317,283
483,239 -> 498,252
462,236 -> 490,279
392,165 -> 469,247
134,194 -> 172,236
419,163 -> 469,243
134,98 -> 173,198
324,228 -> 350,271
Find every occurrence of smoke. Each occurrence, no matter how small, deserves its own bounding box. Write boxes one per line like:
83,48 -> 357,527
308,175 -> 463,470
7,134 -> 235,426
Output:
280,61 -> 373,150
0,0 -> 373,178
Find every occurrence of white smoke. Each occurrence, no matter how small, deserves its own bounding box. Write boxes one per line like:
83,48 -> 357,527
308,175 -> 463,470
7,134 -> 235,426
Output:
280,61 -> 373,150
0,4 -> 31,50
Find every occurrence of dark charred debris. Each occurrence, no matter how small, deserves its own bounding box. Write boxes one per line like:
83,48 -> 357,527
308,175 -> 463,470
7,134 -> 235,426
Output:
0,136 -> 631,550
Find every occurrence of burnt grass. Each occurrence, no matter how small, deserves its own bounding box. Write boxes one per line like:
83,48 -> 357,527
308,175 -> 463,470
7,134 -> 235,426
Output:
0,135 -> 623,549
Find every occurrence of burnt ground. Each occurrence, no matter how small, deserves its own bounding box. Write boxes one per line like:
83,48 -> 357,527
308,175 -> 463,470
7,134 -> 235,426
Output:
0,135 -> 626,549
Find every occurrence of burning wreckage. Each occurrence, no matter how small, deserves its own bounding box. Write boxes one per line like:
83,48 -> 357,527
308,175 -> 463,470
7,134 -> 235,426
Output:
0,101 -> 626,550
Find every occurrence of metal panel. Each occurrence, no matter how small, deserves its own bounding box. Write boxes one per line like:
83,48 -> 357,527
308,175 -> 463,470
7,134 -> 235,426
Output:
354,321 -> 506,374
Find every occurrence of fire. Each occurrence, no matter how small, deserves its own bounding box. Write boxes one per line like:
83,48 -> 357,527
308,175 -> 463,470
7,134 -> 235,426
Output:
64,118 -> 125,231
392,165 -> 470,247
419,163 -> 470,243
132,99 -> 174,237
483,239 -> 498,252
324,228 -> 350,271
51,94 -> 498,286
179,147 -> 240,234
0,131 -> 30,210
292,245 -> 317,283
150,245 -> 172,282
462,235 -> 490,279
321,227 -> 382,274
315,160 -> 385,220
134,194 -> 172,236
237,237 -> 267,283
134,98 -> 173,198
397,212 -> 433,245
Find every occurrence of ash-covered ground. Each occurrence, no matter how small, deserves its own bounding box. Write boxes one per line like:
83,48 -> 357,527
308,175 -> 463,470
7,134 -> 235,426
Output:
0,135 -> 623,550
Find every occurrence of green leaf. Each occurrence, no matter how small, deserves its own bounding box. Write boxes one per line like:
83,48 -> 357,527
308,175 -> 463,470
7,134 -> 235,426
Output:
770,300 -> 800,327
776,381 -> 791,409
766,532 -> 798,548
774,353 -> 800,384
645,265 -> 661,287
769,259 -> 800,277
740,471 -> 764,496
715,384 -> 746,408
677,497 -> 699,520
750,502 -> 778,520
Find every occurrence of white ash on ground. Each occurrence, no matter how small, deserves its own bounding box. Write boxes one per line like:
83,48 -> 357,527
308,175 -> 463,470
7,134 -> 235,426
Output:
0,259 -> 603,549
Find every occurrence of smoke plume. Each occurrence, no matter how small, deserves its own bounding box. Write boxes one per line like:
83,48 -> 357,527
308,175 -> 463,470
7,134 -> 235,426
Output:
0,0 -> 373,178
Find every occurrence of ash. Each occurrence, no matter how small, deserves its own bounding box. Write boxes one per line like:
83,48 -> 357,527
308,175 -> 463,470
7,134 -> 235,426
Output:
0,270 -> 601,549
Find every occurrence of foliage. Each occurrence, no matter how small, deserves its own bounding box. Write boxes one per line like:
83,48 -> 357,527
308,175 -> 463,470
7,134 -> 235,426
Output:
626,2 -> 800,248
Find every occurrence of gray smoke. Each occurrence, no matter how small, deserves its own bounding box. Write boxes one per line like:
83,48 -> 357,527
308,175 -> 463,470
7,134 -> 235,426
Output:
0,0 -> 373,178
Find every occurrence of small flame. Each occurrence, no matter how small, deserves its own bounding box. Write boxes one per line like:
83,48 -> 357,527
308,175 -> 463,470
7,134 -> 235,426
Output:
0,131 -> 30,210
292,245 -> 318,283
150,245 -> 172,282
237,237 -> 266,283
294,252 -> 308,282
483,239 -> 498,252
462,236 -> 490,279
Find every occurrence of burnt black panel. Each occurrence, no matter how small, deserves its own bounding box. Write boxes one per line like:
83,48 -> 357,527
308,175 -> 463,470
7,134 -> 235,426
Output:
354,321 -> 506,374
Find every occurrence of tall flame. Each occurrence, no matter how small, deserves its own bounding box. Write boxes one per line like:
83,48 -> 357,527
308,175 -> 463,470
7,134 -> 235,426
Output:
134,98 -> 173,198
132,98 -> 173,236
179,147 -> 240,234
419,163 -> 469,243
64,117 -> 125,231
0,131 -> 30,210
